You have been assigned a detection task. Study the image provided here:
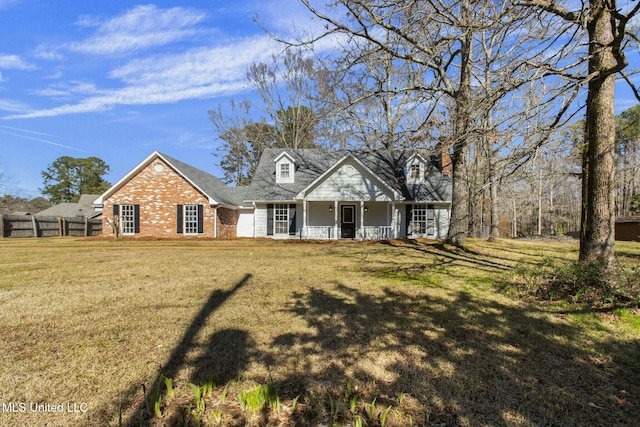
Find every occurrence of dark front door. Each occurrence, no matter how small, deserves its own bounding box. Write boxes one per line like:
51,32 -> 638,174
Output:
341,205 -> 356,238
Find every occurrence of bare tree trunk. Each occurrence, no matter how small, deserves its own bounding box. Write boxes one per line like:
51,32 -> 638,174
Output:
445,0 -> 472,247
488,166 -> 499,241
579,0 -> 616,268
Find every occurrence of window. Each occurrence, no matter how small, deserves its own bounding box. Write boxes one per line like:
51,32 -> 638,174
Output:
409,164 -> 421,180
177,204 -> 203,234
275,204 -> 289,234
412,204 -> 435,236
184,205 -> 199,235
275,153 -> 295,183
120,205 -> 137,235
280,163 -> 290,179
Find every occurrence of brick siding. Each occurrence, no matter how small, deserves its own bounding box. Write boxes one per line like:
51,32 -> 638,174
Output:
102,158 -> 236,238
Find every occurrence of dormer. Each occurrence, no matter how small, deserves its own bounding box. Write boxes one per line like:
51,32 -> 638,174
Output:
275,151 -> 296,184
406,153 -> 427,183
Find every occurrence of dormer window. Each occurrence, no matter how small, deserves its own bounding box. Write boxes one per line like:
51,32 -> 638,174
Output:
406,154 -> 427,183
280,163 -> 290,179
409,164 -> 422,180
275,151 -> 295,183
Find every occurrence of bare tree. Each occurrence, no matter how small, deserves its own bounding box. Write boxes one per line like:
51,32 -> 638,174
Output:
247,49 -> 322,149
520,0 -> 640,269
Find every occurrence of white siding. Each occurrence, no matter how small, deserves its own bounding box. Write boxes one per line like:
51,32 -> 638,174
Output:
255,204 -> 268,237
363,202 -> 388,226
236,209 -> 255,237
435,205 -> 450,239
306,160 -> 393,201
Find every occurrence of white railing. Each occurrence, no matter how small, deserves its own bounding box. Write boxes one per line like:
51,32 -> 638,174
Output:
303,225 -> 393,240
303,226 -> 334,239
362,226 -> 393,240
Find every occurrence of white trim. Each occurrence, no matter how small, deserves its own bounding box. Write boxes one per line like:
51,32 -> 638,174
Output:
273,151 -> 296,163
295,155 -> 400,200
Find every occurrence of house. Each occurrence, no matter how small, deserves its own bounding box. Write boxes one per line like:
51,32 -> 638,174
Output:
615,218 -> 640,242
36,194 -> 102,219
93,152 -> 243,238
95,148 -> 452,240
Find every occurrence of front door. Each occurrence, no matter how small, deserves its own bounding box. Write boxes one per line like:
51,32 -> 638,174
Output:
341,205 -> 356,238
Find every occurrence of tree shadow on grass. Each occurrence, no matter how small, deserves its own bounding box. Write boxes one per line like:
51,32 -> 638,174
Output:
269,282 -> 640,426
114,273 -> 254,427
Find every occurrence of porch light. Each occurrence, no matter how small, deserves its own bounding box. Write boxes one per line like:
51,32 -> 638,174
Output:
364,205 -> 368,212
329,205 -> 333,212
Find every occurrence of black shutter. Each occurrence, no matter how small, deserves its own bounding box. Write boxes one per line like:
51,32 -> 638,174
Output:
289,204 -> 297,235
267,204 -> 274,236
177,205 -> 183,233
197,205 -> 204,234
134,205 -> 140,233
112,204 -> 119,216
406,204 -> 413,235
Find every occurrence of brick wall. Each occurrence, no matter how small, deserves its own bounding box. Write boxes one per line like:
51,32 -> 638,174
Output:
102,157 -> 234,238
217,207 -> 237,238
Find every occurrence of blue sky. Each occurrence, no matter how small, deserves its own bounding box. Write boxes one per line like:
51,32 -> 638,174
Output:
0,1 -> 638,198
0,0 -> 319,197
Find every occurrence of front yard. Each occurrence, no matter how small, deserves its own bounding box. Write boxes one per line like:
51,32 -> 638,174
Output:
0,238 -> 638,426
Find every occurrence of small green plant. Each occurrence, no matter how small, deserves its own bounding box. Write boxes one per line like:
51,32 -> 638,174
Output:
220,381 -> 230,402
164,376 -> 174,398
380,405 -> 392,427
354,415 -> 364,427
211,410 -> 222,424
201,378 -> 215,397
189,382 -> 206,414
368,398 -> 377,422
146,375 -> 165,418
291,395 -> 300,412
350,393 -> 360,414
238,381 -> 279,413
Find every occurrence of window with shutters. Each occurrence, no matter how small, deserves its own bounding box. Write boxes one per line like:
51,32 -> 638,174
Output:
184,205 -> 199,235
412,204 -> 435,236
120,205 -> 136,235
274,203 -> 289,234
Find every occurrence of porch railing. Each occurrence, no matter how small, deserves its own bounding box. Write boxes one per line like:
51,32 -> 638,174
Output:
362,226 -> 393,240
303,226 -> 334,239
302,225 -> 393,240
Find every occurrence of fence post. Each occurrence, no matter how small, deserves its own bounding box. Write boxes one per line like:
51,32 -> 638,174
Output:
0,213 -> 4,238
84,216 -> 88,237
31,216 -> 38,238
58,217 -> 63,237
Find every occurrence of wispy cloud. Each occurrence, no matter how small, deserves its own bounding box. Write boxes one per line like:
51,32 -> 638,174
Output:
0,98 -> 32,114
0,54 -> 37,70
4,36 -> 280,119
0,125 -> 88,152
69,5 -> 207,54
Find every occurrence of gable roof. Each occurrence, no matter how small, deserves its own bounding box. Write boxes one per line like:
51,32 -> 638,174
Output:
94,151 -> 241,208
295,154 -> 399,200
244,148 -> 452,203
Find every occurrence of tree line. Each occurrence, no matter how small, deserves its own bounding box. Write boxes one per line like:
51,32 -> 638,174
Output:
211,0 -> 640,273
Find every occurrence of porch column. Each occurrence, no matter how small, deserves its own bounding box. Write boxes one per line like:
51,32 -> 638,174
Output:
302,200 -> 307,239
391,201 -> 396,239
360,200 -> 365,240
334,200 -> 339,240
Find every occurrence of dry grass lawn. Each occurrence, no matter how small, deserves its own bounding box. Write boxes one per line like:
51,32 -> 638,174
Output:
0,237 -> 638,427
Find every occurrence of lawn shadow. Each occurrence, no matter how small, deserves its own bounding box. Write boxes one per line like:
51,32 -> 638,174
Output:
116,273 -> 253,427
269,282 -> 640,426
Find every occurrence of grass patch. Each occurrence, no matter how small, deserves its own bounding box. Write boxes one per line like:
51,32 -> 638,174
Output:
0,238 -> 639,426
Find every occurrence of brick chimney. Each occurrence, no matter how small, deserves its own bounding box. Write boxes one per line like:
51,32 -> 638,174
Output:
435,142 -> 452,177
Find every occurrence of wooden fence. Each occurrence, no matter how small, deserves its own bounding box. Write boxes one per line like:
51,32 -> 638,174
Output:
1,214 -> 102,238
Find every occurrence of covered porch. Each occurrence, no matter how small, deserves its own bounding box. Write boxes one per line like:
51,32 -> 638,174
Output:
300,200 -> 397,240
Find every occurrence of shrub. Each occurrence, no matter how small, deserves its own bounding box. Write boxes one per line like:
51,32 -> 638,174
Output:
508,257 -> 640,306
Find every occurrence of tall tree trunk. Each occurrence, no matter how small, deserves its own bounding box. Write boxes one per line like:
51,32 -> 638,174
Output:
446,0 -> 472,247
580,0 -> 616,268
488,164 -> 500,241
